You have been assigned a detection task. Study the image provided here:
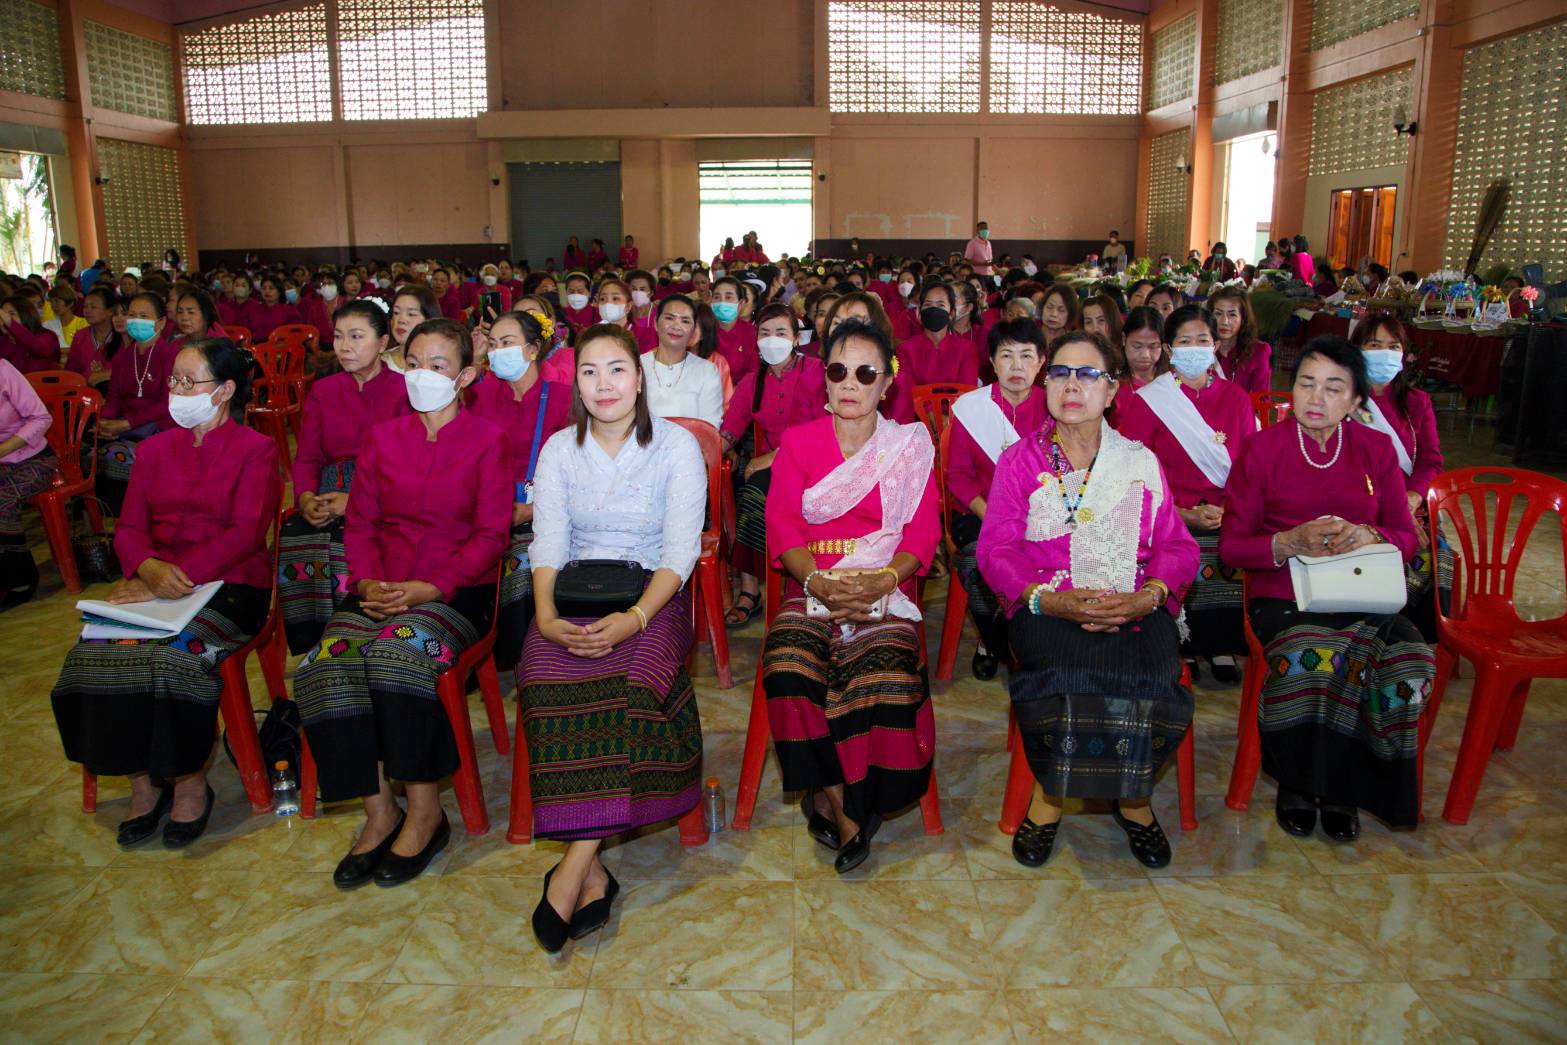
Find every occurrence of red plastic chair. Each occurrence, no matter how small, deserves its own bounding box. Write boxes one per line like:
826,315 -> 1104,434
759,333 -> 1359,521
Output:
933,423 -> 970,680
223,325 -> 252,348
247,341 -> 306,475
82,504 -> 289,816
299,574 -> 511,835
911,383 -> 975,443
731,554 -> 944,835
25,369 -> 86,394
667,416 -> 733,689
269,324 -> 325,384
29,387 -> 105,594
1425,468 -> 1567,824
1251,390 -> 1292,428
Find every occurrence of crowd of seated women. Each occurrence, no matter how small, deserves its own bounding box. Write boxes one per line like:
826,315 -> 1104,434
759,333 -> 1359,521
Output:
0,235 -> 1451,956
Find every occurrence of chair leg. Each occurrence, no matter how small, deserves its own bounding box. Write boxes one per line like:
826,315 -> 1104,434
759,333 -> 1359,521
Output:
935,569 -> 967,681
998,717 -> 1033,835
1224,662 -> 1263,812
1493,677 -> 1532,752
698,559 -> 732,689
919,767 -> 943,835
506,702 -> 534,844
1177,724 -> 1198,831
299,733 -> 318,818
1441,664 -> 1513,826
731,669 -> 772,830
678,800 -> 710,847
257,623 -> 288,703
1423,645 -> 1457,748
218,655 -> 273,814
436,673 -> 489,835
82,767 -> 96,813
36,494 -> 81,594
476,655 -> 510,755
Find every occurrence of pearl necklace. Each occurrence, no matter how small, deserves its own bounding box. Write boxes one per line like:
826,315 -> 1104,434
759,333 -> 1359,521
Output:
1297,419 -> 1344,469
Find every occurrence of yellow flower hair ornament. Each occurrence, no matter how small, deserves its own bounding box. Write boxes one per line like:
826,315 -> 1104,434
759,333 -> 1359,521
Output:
890,355 -> 900,376
525,309 -> 555,344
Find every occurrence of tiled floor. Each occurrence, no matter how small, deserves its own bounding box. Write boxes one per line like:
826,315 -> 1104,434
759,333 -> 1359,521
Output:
1,426 -> 1564,1043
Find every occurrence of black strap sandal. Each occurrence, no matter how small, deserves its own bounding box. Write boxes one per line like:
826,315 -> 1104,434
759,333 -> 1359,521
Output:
1012,816 -> 1059,867
725,590 -> 761,629
1111,801 -> 1172,869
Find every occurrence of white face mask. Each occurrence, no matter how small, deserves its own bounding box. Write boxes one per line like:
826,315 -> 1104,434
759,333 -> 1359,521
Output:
598,302 -> 627,323
320,285 -> 338,301
898,282 -> 915,298
233,285 -> 250,300
631,289 -> 651,308
483,274 -> 498,287
168,390 -> 221,429
376,278 -> 392,290
758,335 -> 794,365
403,367 -> 458,412
1023,263 -> 1038,276
798,328 -> 813,345
566,293 -> 590,310
713,269 -> 726,279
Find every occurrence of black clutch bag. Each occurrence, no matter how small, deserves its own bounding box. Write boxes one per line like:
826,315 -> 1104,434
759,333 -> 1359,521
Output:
553,559 -> 647,617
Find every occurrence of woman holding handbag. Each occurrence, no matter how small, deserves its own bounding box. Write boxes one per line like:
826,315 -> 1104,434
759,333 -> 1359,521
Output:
1221,336 -> 1434,842
519,324 -> 706,953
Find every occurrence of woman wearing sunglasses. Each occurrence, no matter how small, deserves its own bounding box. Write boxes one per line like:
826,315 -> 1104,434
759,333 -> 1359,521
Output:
978,330 -> 1199,870
761,319 -> 940,875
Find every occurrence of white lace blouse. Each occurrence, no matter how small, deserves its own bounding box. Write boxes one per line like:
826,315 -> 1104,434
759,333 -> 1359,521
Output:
641,350 -> 723,429
529,415 -> 707,582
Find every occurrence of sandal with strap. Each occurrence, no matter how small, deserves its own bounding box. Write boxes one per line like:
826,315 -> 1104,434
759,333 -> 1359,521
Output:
1111,801 -> 1172,869
725,590 -> 761,629
1012,815 -> 1059,867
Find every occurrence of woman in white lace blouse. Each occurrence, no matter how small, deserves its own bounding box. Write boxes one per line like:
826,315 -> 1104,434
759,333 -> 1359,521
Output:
519,323 -> 707,954
640,294 -> 723,428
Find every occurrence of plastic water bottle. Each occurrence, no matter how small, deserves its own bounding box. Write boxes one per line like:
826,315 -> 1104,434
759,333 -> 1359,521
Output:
702,777 -> 725,834
271,760 -> 300,817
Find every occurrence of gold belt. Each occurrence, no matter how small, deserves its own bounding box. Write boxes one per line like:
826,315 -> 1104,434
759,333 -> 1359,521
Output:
806,538 -> 857,555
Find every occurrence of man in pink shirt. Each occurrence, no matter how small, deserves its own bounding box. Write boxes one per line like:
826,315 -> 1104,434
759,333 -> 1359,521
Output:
964,221 -> 993,277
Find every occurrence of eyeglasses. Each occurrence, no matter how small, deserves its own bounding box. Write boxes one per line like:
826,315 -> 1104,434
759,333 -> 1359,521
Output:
166,375 -> 218,391
826,362 -> 890,385
1044,365 -> 1110,385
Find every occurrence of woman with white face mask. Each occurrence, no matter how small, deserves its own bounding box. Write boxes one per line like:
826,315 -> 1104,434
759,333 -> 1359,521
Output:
625,269 -> 659,351
52,338 -> 281,849
301,272 -> 346,350
592,276 -> 633,332
1116,305 -> 1259,686
295,317 -> 513,889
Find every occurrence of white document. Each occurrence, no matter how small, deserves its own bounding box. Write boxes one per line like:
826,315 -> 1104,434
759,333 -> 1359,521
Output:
78,581 -> 223,639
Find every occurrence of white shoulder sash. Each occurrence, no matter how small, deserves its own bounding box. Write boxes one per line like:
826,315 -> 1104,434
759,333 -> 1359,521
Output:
1137,373 -> 1234,488
949,385 -> 1017,464
1362,397 -> 1414,476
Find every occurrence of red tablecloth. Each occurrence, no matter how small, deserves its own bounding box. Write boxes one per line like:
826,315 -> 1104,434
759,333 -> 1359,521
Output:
1294,312 -> 1504,398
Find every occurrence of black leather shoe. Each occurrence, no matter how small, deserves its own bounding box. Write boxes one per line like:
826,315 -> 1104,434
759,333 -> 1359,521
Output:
801,793 -> 841,851
1320,804 -> 1361,842
161,785 -> 215,849
971,649 -> 999,681
117,783 -> 173,848
1274,787 -> 1318,838
834,832 -> 871,874
1111,801 -> 1172,869
372,812 -> 450,886
1011,816 -> 1059,867
333,809 -> 406,890
1209,660 -> 1241,687
568,868 -> 621,940
532,865 -> 571,953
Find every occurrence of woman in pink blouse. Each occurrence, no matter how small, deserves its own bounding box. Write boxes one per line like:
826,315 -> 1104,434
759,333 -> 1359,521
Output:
0,358 -> 56,604
247,276 -> 302,344
1207,285 -> 1273,395
95,292 -> 178,513
64,286 -> 124,391
1117,306 -> 1169,392
762,319 -> 940,875
53,339 -> 280,848
719,303 -> 828,627
295,317 -> 513,889
300,271 -> 346,350
1115,304 -> 1259,685
885,280 -> 979,424
277,300 -> 410,653
1220,336 -> 1433,842
0,294 -> 60,374
978,331 -> 1199,870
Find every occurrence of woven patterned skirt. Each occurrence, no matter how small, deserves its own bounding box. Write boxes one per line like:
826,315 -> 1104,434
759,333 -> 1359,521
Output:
94,422 -> 158,515
1251,598 -> 1434,827
1402,534 -> 1455,644
495,525 -> 535,670
277,463 -> 355,654
0,448 -> 57,535
733,467 -> 769,578
951,512 -> 1008,654
51,583 -> 269,778
294,586 -> 493,802
761,597 -> 934,827
1185,526 -> 1246,658
1007,609 -> 1190,801
519,587 -> 702,841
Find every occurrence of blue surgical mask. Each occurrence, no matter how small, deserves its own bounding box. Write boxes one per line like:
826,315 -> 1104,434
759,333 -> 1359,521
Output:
488,345 -> 530,381
978,229 -> 990,240
126,318 -> 157,342
285,289 -> 299,304
1170,345 -> 1216,378
1363,349 -> 1403,385
712,301 -> 740,323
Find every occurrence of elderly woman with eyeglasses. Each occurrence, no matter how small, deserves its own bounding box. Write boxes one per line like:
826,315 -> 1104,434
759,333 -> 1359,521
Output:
978,331 -> 1199,870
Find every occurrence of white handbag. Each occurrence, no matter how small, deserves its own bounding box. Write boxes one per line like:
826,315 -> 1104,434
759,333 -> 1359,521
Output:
1288,543 -> 1407,614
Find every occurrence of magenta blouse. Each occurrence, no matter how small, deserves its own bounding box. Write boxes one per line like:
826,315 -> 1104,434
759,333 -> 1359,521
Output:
1366,385 -> 1443,497
715,319 -> 758,384
292,365 -> 410,496
1216,340 -> 1272,395
1113,375 -> 1257,508
720,355 -> 827,455
104,339 -> 177,430
64,325 -> 116,380
468,375 -> 574,486
0,322 -> 59,374
944,384 -> 1049,513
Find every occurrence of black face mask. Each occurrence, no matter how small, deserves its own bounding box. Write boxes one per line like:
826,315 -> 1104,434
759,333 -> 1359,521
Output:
920,306 -> 949,332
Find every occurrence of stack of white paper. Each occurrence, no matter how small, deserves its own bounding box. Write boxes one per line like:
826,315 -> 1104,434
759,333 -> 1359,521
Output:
77,581 -> 223,640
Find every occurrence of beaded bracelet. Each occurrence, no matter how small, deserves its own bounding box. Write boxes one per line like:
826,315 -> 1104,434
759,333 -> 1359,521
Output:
804,570 -> 824,600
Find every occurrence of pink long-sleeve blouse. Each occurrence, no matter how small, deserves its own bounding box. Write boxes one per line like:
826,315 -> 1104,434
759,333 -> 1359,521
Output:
1365,385 -> 1443,497
291,365 -> 410,496
1113,375 -> 1256,508
0,359 -> 51,463
1216,340 -> 1272,395
944,384 -> 1049,513
104,338 -> 177,430
0,322 -> 60,373
720,355 -> 827,455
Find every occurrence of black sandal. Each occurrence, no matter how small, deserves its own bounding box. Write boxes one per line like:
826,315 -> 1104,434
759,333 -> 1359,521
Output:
725,591 -> 761,629
1111,801 -> 1172,869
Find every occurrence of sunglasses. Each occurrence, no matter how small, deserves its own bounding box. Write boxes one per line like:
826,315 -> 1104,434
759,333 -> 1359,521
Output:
1044,364 -> 1111,385
826,362 -> 891,385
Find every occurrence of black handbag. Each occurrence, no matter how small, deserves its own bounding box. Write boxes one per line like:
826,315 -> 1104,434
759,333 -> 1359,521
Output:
553,559 -> 646,617
223,697 -> 302,783
72,498 -> 120,584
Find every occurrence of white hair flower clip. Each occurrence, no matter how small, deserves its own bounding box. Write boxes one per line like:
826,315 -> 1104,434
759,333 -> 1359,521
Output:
367,297 -> 391,314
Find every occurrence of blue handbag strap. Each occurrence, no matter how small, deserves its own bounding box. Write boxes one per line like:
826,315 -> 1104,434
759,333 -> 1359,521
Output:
526,381 -> 549,483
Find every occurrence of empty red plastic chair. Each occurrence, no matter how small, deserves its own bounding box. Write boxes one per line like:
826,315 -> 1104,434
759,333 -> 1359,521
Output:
29,386 -> 105,594
246,341 -> 305,475
1425,468 -> 1567,824
666,416 -> 733,689
933,423 -> 970,680
911,383 -> 975,444
223,326 -> 252,348
25,369 -> 86,394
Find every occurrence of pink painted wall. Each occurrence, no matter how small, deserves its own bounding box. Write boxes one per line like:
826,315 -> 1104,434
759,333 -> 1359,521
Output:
343,142 -> 491,248
191,145 -> 341,248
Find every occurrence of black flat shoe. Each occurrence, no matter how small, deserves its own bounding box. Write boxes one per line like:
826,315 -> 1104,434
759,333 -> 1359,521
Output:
1011,816 -> 1059,867
162,785 -> 215,849
801,793 -> 841,851
533,865 -> 571,953
834,832 -> 870,875
372,812 -> 450,886
333,809 -> 406,890
116,783 -> 173,848
1111,801 -> 1172,869
1274,787 -> 1318,838
1319,804 -> 1361,842
568,868 -> 621,940
971,649 -> 999,681
1209,660 -> 1241,687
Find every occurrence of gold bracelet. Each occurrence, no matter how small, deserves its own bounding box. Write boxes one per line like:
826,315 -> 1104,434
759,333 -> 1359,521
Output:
1141,578 -> 1169,605
880,566 -> 900,584
629,605 -> 648,632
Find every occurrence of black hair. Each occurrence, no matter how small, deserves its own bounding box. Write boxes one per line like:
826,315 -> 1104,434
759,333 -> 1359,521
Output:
751,302 -> 798,412
919,280 -> 956,312
1126,278 -> 1156,302
1146,284 -> 1183,309
1122,305 -> 1165,343
987,317 -> 1046,359
405,316 -> 474,368
334,297 -> 389,338
1293,334 -> 1368,403
571,324 -> 654,448
824,317 -> 893,370
1164,303 -> 1217,343
185,337 -> 253,419
175,286 -> 221,334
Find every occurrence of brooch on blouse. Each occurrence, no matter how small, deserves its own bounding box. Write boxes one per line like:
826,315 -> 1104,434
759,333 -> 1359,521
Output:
1213,431 -> 1227,445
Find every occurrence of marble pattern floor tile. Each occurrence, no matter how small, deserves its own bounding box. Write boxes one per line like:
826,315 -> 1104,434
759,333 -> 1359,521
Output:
351,984 -> 584,1044
1211,982 -> 1448,1043
1411,978 -> 1567,1044
0,971 -> 178,1043
794,989 -> 1013,1045
1003,986 -> 1233,1043
793,879 -> 996,990
575,989 -> 793,1045
132,977 -> 376,1043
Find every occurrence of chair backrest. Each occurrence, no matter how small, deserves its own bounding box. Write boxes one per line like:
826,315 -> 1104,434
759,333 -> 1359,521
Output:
26,370 -> 87,394
223,325 -> 252,347
1427,467 -> 1567,629
39,387 -> 103,486
911,383 -> 975,441
269,324 -> 319,352
1251,390 -> 1292,428
249,341 -> 306,410
666,416 -> 722,542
